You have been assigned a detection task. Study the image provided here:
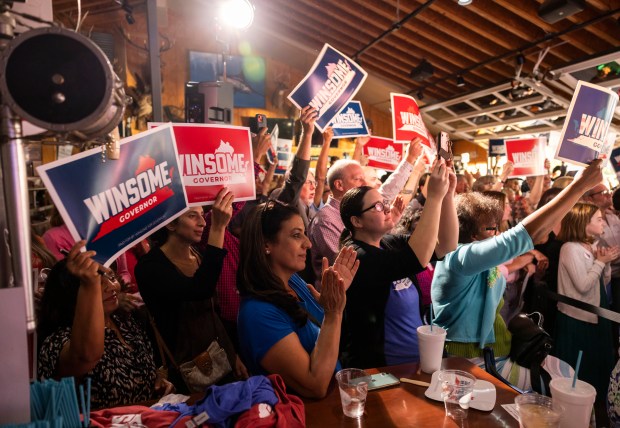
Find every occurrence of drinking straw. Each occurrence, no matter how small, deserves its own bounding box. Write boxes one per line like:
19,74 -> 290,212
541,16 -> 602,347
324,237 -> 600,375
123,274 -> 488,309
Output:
572,349 -> 583,389
79,385 -> 86,428
86,377 -> 91,427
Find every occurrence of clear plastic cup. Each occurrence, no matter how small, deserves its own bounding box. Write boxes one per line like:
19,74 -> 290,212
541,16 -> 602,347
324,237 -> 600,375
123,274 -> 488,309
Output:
515,393 -> 564,428
438,370 -> 476,420
335,368 -> 371,418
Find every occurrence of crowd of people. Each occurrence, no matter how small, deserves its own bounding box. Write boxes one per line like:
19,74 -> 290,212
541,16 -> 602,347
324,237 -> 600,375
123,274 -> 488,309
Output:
33,107 -> 620,425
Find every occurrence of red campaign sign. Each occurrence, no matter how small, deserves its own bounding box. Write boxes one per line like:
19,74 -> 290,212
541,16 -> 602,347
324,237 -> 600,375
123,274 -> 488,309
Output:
504,138 -> 546,177
149,123 -> 256,206
391,93 -> 432,147
363,137 -> 403,172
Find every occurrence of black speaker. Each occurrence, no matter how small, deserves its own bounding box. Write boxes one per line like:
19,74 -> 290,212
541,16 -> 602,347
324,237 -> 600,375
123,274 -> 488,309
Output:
185,82 -> 204,123
409,59 -> 434,81
538,0 -> 586,24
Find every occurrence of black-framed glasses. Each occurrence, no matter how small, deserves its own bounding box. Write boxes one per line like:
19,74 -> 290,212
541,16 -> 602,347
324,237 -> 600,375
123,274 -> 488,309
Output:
484,225 -> 499,232
360,200 -> 390,215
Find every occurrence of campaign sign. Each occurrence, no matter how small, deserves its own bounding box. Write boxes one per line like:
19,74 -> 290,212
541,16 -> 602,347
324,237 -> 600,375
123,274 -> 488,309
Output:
609,146 -> 620,173
391,93 -> 432,147
555,81 -> 619,166
149,123 -> 256,206
275,138 -> 294,175
504,138 -> 546,177
363,137 -> 403,172
328,100 -> 370,139
489,139 -> 506,157
287,44 -> 368,132
37,124 -> 188,267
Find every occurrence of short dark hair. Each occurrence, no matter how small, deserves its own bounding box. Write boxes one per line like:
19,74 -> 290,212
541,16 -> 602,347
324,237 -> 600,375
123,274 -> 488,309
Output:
339,186 -> 374,246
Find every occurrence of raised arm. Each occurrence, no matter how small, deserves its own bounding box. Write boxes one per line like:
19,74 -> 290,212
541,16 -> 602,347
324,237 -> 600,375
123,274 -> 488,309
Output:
491,161 -> 513,191
313,127 -> 332,208
527,175 -> 544,208
55,241 -> 104,378
276,107 -> 315,204
207,188 -> 234,249
436,163 -> 458,258
379,138 -> 422,202
522,160 -> 603,244
409,158 -> 449,266
352,136 -> 369,163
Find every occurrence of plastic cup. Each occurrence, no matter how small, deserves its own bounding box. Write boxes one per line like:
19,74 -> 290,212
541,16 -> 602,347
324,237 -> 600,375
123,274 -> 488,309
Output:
417,325 -> 447,374
515,393 -> 564,428
437,370 -> 476,420
549,378 -> 596,428
335,368 -> 371,418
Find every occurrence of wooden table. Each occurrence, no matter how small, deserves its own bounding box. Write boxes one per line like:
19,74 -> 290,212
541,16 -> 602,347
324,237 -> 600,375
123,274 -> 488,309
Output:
303,357 -> 520,427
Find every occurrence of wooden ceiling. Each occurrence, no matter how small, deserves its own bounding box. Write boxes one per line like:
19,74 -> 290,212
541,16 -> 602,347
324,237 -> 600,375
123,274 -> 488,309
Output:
49,0 -> 620,142
250,0 -> 620,104
50,0 -> 620,103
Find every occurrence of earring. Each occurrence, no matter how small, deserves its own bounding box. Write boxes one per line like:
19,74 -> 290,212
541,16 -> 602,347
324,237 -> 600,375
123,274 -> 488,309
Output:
265,249 -> 271,255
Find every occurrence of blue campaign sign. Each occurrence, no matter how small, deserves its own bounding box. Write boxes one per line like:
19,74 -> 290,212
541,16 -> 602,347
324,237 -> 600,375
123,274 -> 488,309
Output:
37,124 -> 188,267
328,100 -> 370,139
288,44 -> 368,132
555,81 -> 618,167
489,139 -> 506,156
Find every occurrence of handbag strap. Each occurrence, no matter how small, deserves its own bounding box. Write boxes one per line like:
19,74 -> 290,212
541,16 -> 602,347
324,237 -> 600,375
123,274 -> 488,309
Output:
147,311 -> 181,371
209,298 -> 221,343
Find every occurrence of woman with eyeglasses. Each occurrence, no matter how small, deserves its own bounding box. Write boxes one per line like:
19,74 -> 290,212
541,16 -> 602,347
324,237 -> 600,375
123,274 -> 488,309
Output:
37,241 -> 173,409
431,160 -> 605,390
338,158 -> 458,368
237,200 -> 359,398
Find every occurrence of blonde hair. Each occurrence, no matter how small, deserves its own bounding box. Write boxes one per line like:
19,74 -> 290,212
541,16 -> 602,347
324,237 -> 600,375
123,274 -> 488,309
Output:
557,202 -> 600,244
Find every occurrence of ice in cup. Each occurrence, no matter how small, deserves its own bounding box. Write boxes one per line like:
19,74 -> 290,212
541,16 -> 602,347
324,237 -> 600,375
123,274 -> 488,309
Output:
335,368 -> 371,418
549,378 -> 596,428
515,393 -> 563,428
417,325 -> 447,374
438,370 -> 476,420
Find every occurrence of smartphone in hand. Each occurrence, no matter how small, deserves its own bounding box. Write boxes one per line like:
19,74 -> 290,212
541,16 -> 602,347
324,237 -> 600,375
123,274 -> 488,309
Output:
437,131 -> 453,161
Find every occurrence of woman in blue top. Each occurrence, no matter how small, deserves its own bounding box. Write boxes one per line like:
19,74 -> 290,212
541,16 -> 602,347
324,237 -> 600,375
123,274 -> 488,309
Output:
237,200 -> 359,398
431,160 -> 603,380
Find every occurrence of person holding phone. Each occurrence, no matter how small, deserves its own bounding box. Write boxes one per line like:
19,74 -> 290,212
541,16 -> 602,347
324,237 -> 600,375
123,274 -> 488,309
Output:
338,156 -> 458,368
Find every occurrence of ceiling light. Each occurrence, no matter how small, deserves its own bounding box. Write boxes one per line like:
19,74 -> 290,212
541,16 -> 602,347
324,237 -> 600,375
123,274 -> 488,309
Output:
456,75 -> 465,87
458,0 -> 473,5
219,0 -> 255,30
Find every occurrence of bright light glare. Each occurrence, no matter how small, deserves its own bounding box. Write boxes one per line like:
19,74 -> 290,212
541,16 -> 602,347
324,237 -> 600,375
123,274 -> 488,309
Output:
458,0 -> 472,5
219,0 -> 255,30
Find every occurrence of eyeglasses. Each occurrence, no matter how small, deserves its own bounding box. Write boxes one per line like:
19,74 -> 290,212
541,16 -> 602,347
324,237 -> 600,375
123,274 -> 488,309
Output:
484,225 -> 499,232
360,200 -> 390,215
305,180 -> 317,187
590,189 -> 611,197
99,270 -> 119,283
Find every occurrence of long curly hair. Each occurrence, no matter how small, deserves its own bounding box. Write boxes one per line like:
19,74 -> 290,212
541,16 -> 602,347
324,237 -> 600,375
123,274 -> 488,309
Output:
237,201 -> 310,326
